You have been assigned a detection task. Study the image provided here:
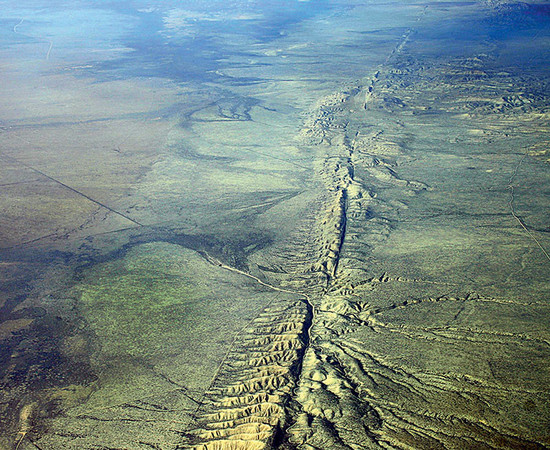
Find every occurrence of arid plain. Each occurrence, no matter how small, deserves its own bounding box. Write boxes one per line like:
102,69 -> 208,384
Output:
0,0 -> 549,448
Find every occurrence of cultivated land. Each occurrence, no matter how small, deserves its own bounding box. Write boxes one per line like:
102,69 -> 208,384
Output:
0,0 -> 549,448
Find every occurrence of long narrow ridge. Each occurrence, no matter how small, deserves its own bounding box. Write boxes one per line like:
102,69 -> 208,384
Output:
180,252 -> 316,449
177,13 -> 431,447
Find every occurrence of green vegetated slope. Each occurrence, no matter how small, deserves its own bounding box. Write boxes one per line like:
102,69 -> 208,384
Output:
32,241 -> 300,448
